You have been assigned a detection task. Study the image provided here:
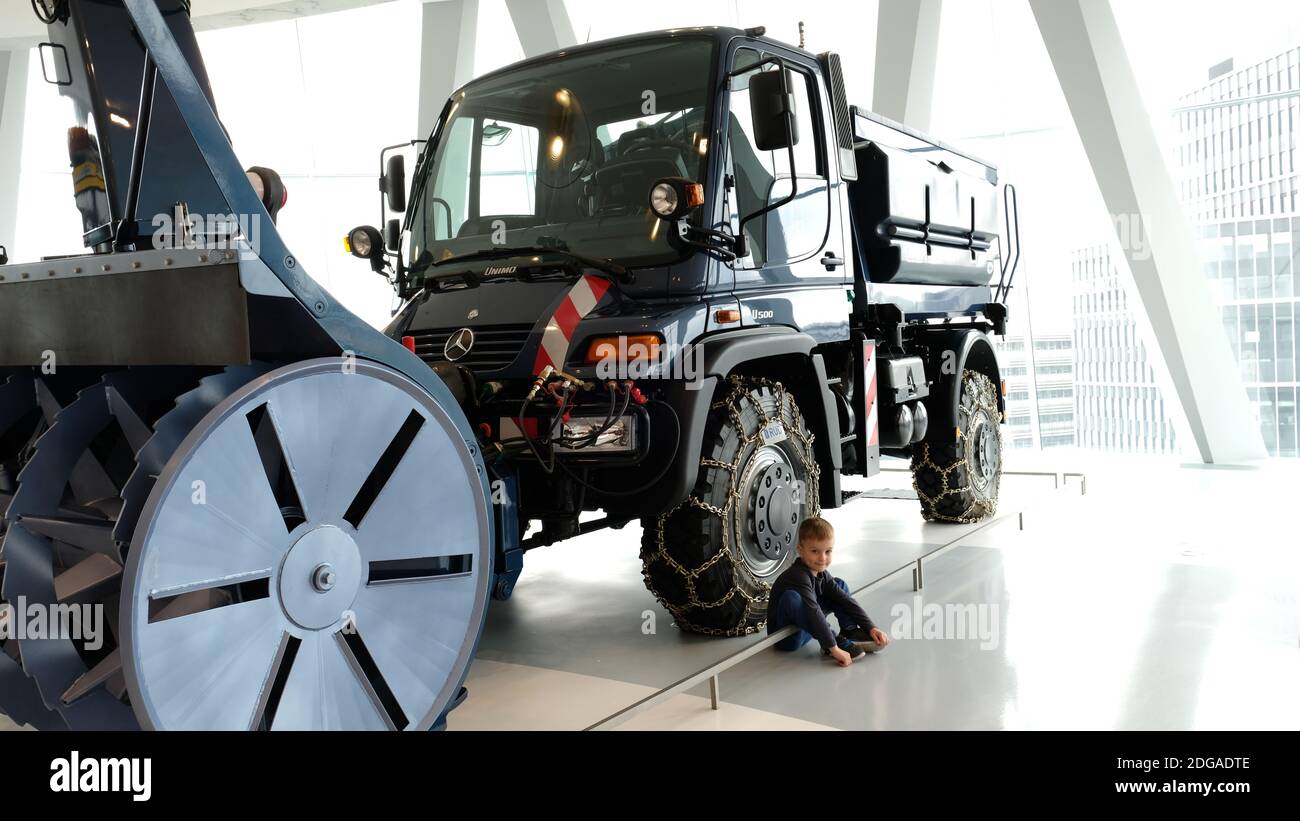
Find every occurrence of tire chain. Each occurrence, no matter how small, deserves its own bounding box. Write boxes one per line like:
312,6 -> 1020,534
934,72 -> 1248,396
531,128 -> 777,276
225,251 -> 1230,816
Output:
911,371 -> 1001,524
642,375 -> 821,637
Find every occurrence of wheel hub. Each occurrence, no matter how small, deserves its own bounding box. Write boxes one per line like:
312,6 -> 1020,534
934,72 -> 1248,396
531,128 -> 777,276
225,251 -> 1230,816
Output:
280,526 -> 362,629
738,446 -> 800,575
312,563 -> 337,592
969,411 -> 1000,490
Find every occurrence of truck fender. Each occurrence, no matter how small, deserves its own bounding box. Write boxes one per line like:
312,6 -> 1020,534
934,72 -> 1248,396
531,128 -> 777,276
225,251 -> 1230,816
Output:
680,327 -> 842,509
914,328 -> 1003,441
700,326 -> 816,378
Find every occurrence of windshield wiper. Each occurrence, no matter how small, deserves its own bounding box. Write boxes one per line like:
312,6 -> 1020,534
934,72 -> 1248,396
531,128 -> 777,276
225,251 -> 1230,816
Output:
431,245 -> 633,285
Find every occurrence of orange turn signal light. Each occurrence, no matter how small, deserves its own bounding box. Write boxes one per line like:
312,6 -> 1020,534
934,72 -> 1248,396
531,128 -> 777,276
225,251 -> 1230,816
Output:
584,334 -> 662,365
714,309 -> 742,324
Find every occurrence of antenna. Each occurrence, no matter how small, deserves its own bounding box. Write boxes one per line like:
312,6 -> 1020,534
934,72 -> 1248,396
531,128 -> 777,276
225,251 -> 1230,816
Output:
798,21 -> 805,49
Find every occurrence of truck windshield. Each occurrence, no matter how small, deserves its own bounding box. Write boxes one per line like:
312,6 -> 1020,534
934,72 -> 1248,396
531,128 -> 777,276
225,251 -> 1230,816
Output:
407,38 -> 716,278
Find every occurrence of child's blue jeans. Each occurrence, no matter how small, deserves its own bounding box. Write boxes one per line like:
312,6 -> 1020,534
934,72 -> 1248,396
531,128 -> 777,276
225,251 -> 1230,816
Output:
770,577 -> 863,652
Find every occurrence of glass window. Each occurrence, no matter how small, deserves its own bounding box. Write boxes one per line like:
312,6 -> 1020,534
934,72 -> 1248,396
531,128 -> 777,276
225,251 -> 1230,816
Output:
408,38 -> 717,274
726,49 -> 827,268
1279,387 -> 1297,457
1256,229 -> 1272,296
1277,309 -> 1294,382
478,120 -> 539,216
425,116 -> 474,241
1261,387 -> 1278,452
1260,304 -> 1276,382
1241,308 -> 1259,382
1274,235 -> 1292,298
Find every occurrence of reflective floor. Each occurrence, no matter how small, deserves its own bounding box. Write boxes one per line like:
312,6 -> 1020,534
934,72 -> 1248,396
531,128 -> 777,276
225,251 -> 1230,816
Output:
450,457 -> 1300,731
4,457 -> 1297,731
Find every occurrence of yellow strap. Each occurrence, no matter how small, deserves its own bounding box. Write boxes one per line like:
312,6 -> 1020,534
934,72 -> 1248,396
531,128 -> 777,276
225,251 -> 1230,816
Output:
73,175 -> 106,194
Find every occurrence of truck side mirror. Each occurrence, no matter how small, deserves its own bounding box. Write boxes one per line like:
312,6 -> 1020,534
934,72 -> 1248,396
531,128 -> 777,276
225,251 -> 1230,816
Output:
383,154 -> 406,213
385,218 -> 402,252
748,69 -> 798,151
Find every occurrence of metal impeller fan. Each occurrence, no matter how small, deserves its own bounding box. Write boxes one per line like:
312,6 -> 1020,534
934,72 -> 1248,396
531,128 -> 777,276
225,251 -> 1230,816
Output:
0,358 -> 491,730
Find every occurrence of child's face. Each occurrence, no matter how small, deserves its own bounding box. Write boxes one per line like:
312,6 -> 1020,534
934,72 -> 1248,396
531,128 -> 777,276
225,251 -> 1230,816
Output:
797,536 -> 834,573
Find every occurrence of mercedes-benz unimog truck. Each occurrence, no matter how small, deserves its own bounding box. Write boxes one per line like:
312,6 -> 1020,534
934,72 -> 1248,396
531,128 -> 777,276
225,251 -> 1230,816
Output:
350,25 -> 1021,636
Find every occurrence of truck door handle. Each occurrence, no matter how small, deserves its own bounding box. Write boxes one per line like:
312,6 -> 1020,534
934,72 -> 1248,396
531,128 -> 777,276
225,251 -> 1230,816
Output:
822,252 -> 845,271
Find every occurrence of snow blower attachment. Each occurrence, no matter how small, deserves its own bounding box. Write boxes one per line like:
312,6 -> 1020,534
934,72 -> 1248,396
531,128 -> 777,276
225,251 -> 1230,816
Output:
0,0 -> 493,729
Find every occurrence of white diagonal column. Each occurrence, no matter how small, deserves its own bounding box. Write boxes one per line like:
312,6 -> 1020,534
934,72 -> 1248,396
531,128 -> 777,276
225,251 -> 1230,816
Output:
1030,0 -> 1265,463
0,48 -> 29,262
418,0 -> 479,138
872,0 -> 942,132
504,0 -> 575,58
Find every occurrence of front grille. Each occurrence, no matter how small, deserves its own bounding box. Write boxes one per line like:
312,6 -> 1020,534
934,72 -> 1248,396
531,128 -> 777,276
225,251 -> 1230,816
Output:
408,323 -> 533,372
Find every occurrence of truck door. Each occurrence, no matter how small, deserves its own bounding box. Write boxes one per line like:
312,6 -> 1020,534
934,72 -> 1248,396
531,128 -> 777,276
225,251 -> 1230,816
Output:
723,45 -> 847,329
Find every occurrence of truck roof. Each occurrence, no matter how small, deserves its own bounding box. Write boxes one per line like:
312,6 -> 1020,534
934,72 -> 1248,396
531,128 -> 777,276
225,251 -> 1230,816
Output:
452,25 -> 999,183
460,26 -> 810,94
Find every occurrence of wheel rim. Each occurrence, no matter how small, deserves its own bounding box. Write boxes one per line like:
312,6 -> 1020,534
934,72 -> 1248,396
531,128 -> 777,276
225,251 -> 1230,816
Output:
119,359 -> 491,730
736,445 -> 800,578
968,409 -> 1000,493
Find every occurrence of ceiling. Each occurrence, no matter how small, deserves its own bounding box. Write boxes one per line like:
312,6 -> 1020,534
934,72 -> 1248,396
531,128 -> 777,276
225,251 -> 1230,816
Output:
1,0 -> 408,48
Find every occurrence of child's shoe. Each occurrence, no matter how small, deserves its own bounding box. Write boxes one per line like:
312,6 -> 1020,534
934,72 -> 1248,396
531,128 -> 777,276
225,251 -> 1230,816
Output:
822,636 -> 866,663
838,627 -> 882,652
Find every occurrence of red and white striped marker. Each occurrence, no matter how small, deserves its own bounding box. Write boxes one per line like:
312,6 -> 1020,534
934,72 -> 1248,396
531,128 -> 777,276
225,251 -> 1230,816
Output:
863,340 -> 879,447
532,274 -> 611,373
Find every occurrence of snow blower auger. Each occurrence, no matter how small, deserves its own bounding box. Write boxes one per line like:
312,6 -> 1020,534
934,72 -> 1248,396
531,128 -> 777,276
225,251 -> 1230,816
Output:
0,0 -> 493,730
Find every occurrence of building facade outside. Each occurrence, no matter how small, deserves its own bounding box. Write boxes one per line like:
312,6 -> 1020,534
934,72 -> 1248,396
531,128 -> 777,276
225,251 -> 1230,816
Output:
1174,47 -> 1300,457
1071,245 -> 1180,455
1065,45 -> 1299,457
994,334 -> 1075,450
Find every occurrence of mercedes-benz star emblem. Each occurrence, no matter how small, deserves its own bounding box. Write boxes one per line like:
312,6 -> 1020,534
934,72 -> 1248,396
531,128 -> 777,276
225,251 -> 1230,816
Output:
444,328 -> 475,362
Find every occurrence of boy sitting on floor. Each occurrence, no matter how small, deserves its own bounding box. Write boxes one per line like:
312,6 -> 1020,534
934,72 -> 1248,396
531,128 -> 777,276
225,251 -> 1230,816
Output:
767,517 -> 890,667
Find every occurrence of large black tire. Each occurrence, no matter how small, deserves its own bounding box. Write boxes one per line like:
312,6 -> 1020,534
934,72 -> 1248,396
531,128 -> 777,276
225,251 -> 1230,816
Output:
911,369 -> 1002,523
640,376 -> 820,636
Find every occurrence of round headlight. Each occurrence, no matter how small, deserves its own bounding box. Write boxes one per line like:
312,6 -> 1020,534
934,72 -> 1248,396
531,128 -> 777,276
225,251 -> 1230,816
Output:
349,227 -> 373,257
650,182 -> 679,218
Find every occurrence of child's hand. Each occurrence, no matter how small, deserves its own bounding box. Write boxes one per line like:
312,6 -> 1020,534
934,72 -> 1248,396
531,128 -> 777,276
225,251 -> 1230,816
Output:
869,627 -> 890,648
830,646 -> 852,667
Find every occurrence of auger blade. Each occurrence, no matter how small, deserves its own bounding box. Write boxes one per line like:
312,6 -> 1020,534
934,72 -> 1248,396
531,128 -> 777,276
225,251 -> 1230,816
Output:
0,368 -> 210,728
